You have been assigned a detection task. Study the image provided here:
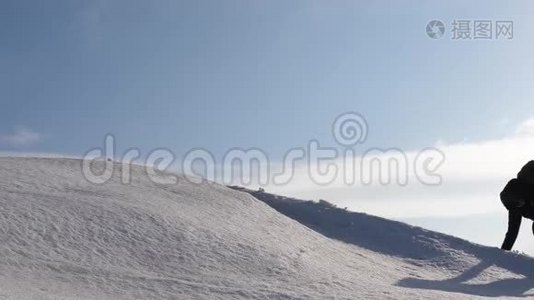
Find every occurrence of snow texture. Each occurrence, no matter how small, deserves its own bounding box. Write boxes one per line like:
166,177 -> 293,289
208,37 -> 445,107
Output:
0,157 -> 533,299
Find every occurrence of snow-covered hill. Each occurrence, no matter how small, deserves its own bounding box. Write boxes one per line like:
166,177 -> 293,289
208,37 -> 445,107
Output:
0,157 -> 533,299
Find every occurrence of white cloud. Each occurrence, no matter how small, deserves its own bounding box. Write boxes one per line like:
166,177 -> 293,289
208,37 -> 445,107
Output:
515,117 -> 534,136
0,127 -> 42,147
261,117 -> 534,219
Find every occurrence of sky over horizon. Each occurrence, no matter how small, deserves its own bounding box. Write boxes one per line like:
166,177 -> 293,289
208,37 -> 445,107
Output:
2,1 -> 534,254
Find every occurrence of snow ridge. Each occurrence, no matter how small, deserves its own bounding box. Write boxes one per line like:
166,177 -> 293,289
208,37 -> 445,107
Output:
0,157 -> 532,299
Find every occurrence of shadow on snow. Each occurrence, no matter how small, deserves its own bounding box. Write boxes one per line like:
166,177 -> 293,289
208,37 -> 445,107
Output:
230,186 -> 534,298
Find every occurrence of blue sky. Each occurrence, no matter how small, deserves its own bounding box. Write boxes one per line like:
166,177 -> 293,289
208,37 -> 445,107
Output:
3,1 -> 534,253
2,0 -> 533,155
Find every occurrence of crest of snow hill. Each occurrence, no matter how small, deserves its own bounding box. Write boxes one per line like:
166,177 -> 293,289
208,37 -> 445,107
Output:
0,157 -> 533,299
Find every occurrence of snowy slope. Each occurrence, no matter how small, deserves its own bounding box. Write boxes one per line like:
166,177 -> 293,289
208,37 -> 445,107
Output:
0,157 -> 533,299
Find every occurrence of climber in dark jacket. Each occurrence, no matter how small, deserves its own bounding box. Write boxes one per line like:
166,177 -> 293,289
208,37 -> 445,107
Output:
500,161 -> 534,250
